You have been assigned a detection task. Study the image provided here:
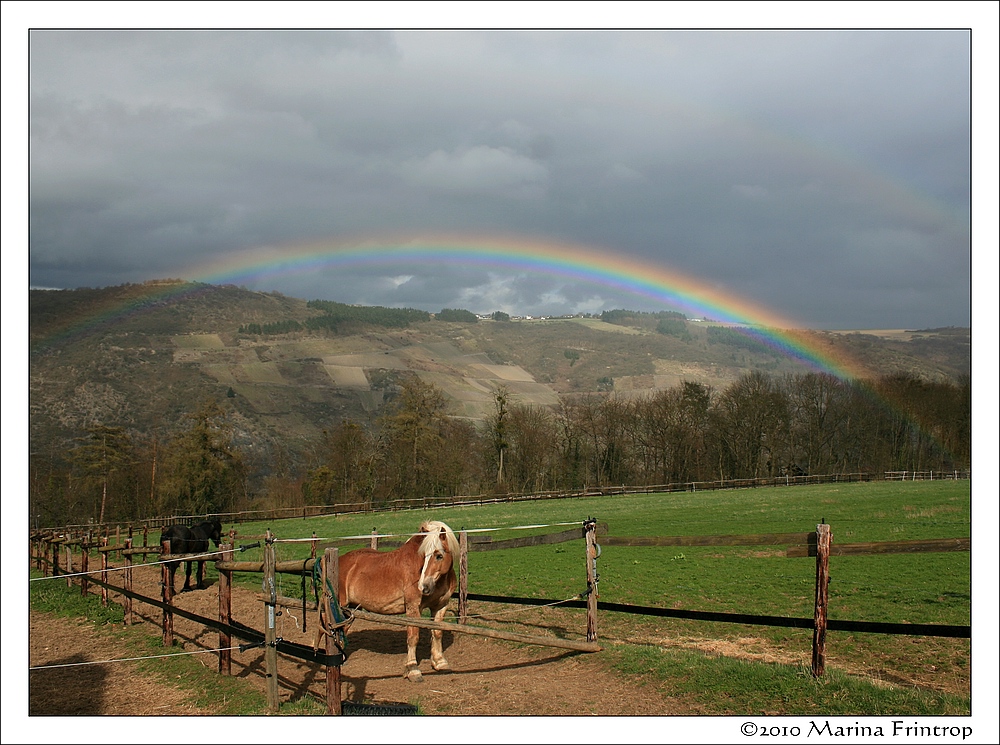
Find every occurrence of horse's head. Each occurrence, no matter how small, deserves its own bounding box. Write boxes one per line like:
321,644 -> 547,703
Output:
416,521 -> 457,596
207,519 -> 223,548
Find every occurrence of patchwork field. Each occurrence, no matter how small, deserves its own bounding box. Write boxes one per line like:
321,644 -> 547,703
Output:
171,333 -> 225,349
168,329 -> 564,434
322,365 -> 370,388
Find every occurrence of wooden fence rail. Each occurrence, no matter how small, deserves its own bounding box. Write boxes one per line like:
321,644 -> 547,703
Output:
37,470 -> 971,534
602,532 -> 814,548
348,608 -> 601,653
786,536 -> 970,557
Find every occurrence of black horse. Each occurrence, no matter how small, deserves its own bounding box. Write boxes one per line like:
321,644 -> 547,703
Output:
160,519 -> 223,592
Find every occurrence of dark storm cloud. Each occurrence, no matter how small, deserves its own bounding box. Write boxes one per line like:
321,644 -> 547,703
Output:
21,23 -> 978,329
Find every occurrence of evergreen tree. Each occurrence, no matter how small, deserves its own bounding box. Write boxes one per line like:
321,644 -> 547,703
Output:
157,400 -> 244,515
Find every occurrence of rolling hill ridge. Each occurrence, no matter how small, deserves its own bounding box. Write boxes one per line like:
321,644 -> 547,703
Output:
29,281 -> 970,467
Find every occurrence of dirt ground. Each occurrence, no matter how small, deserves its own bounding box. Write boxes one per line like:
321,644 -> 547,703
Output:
28,561 -> 969,720
28,563 -> 684,717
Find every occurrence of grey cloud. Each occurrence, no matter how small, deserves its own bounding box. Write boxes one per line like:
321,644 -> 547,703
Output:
400,145 -> 549,197
24,28 -> 973,329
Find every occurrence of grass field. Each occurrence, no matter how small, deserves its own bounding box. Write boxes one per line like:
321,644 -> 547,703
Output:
39,480 -> 972,716
207,480 -> 972,715
231,482 -> 970,612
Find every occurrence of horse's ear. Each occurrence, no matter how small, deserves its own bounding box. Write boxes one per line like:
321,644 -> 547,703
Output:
439,526 -> 450,551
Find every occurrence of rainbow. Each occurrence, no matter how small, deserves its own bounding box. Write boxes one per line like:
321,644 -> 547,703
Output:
184,233 -> 874,379
34,233 -> 874,379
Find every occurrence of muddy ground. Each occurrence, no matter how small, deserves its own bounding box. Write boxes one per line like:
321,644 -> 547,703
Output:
28,562 -> 683,718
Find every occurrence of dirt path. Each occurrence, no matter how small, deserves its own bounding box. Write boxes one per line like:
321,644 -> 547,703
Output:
29,564 -> 683,717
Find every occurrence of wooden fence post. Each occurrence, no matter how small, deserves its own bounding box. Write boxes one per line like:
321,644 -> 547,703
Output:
161,539 -> 174,647
65,541 -> 73,589
812,522 -> 832,677
124,538 -> 133,624
101,536 -> 109,607
584,517 -> 599,643
459,530 -> 469,624
263,529 -> 279,713
322,547 -> 342,715
370,527 -> 378,550
218,542 -> 234,675
80,538 -> 90,597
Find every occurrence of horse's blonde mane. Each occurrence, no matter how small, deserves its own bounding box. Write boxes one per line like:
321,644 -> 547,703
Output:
418,520 -> 459,558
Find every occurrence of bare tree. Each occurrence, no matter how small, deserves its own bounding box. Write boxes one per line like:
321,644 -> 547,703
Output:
505,403 -> 560,493
713,371 -> 790,479
487,385 -> 511,488
783,373 -> 852,475
68,424 -> 134,524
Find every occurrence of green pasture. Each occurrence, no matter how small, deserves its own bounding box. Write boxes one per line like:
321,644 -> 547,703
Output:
44,480 -> 970,715
225,480 -> 971,625
221,480 -> 972,714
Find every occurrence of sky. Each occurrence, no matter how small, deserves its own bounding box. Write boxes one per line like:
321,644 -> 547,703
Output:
10,5 -> 996,334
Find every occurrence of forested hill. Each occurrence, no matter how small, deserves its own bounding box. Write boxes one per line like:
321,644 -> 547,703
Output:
28,281 -> 969,525
29,280 -> 968,454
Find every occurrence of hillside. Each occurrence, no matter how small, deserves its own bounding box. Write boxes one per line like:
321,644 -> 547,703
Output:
28,281 -> 971,466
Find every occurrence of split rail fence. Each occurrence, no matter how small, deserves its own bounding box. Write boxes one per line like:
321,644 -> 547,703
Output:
41,470 -> 971,535
29,519 -> 970,715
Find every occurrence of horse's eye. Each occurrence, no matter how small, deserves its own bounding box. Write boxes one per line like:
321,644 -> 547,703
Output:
435,552 -> 444,561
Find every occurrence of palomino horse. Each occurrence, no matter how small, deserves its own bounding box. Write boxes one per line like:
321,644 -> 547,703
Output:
339,520 -> 459,682
160,519 -> 223,592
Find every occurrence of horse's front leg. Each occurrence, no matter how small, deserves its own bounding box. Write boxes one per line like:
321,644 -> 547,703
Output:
183,561 -> 194,591
430,605 -> 450,671
196,560 -> 206,589
404,607 -> 423,682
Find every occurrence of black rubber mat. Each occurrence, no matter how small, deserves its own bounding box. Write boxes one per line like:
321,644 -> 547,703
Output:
342,701 -> 418,716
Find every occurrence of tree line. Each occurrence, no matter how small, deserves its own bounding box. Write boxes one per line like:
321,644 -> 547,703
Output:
237,305 -> 484,337
28,370 -> 970,528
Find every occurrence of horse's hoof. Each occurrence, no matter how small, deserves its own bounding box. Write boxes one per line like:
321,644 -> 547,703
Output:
405,668 -> 424,683
431,658 -> 450,671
